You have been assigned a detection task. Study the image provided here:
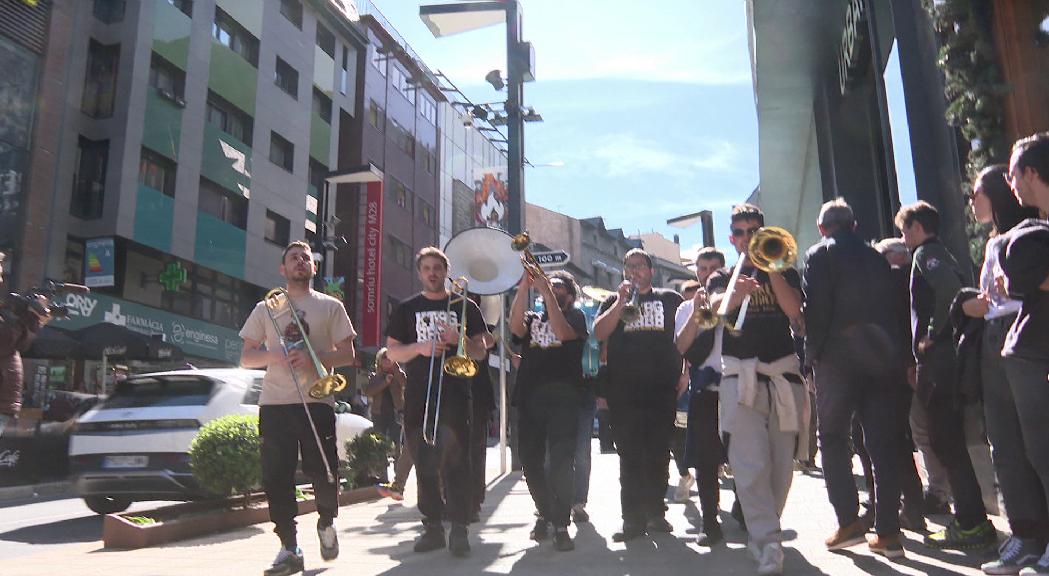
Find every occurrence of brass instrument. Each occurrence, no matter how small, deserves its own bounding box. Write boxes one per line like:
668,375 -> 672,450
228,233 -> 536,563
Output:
719,226 -> 798,331
692,304 -> 721,330
620,285 -> 641,324
261,287 -> 339,484
511,232 -> 548,281
422,277 -> 478,446
264,288 -> 348,399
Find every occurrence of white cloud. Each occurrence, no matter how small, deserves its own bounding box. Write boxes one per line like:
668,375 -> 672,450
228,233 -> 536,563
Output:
587,134 -> 742,178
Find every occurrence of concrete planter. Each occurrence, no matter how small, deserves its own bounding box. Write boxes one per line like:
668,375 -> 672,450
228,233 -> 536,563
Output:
103,485 -> 379,549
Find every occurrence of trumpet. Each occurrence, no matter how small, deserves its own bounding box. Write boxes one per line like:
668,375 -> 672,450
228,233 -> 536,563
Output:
717,226 -> 798,331
620,285 -> 641,324
422,277 -> 478,446
264,288 -> 348,399
511,232 -> 548,281
261,287 -> 340,484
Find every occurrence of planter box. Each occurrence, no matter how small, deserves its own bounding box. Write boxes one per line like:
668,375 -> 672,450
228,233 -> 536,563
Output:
103,485 -> 379,549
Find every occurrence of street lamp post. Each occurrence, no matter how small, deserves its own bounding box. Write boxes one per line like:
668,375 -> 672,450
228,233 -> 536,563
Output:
320,163 -> 384,296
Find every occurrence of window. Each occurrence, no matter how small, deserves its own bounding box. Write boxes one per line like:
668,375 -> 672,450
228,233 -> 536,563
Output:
149,53 -> 185,101
368,99 -> 384,131
422,145 -> 436,174
370,44 -> 386,76
340,46 -> 349,95
312,88 -> 332,123
206,91 -> 253,145
279,0 -> 302,29
198,178 -> 248,229
274,56 -> 298,99
418,200 -> 435,227
309,159 -> 328,195
269,131 -> 294,172
93,0 -> 125,23
390,64 -> 415,104
389,119 -> 414,157
388,235 -> 411,269
420,95 -> 437,125
316,23 -> 335,58
213,7 -> 259,67
139,148 -> 176,197
70,137 -> 109,220
265,210 -> 290,245
391,179 -> 410,209
82,40 -> 120,118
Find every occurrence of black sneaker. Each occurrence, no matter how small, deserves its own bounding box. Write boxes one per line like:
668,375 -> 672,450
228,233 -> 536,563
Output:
981,536 -> 1044,575
413,526 -> 446,553
263,547 -> 304,576
571,504 -> 590,524
924,518 -> 996,550
697,520 -> 723,546
530,517 -> 550,541
449,524 -> 470,557
647,517 -> 673,533
317,522 -> 338,561
553,527 -> 575,551
612,522 -> 647,542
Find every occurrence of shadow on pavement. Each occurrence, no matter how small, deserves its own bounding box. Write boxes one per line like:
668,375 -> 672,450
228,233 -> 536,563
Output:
0,515 -> 101,545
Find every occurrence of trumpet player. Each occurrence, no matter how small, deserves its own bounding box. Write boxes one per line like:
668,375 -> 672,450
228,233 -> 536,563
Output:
385,247 -> 490,557
509,269 -> 588,551
239,241 -> 358,576
706,203 -> 806,576
673,248 -> 727,546
593,249 -> 683,542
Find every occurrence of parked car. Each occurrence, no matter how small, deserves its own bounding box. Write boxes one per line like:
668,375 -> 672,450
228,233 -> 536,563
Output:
69,369 -> 371,514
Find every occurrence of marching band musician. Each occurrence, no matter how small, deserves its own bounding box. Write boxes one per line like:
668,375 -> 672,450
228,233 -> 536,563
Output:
706,203 -> 806,576
385,247 -> 490,557
239,241 -> 357,576
510,269 -> 588,551
593,248 -> 684,542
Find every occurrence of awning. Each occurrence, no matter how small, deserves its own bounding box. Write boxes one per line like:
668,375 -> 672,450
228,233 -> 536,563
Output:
24,326 -> 82,359
73,322 -> 184,361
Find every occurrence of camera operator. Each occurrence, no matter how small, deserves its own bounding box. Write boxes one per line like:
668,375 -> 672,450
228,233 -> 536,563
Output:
0,251 -> 53,437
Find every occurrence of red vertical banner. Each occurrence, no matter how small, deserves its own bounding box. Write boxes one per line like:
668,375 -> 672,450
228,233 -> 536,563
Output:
362,180 -> 383,347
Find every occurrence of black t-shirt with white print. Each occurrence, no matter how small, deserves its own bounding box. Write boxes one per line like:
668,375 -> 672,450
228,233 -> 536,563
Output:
706,265 -> 802,362
599,288 -> 683,392
514,307 -> 589,392
387,292 -> 487,401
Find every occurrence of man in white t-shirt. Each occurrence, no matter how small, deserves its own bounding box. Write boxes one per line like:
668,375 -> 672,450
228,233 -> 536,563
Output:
240,241 -> 357,576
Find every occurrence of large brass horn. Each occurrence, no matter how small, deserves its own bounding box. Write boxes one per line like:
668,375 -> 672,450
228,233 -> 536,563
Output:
264,288 -> 348,399
720,226 -> 798,331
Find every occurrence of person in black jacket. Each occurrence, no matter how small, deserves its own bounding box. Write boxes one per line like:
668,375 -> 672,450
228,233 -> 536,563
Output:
803,199 -> 906,558
0,252 -> 51,437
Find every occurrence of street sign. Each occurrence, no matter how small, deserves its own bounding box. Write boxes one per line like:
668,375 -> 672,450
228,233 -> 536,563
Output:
531,250 -> 570,267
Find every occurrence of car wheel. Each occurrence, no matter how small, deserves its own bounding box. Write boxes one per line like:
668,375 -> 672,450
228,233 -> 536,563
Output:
84,495 -> 132,515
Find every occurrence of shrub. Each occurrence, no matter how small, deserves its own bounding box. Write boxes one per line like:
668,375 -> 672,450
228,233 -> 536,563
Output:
189,414 -> 261,506
344,429 -> 394,487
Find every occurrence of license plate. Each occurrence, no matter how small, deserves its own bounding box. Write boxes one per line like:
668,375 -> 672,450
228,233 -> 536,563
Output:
103,455 -> 149,469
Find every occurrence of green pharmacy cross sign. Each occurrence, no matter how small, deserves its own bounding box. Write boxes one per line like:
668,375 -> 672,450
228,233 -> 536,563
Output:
160,262 -> 188,292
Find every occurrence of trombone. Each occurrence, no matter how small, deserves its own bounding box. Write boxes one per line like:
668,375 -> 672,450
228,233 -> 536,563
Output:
264,288 -> 348,399
716,226 -> 798,331
422,277 -> 478,446
262,287 -> 343,484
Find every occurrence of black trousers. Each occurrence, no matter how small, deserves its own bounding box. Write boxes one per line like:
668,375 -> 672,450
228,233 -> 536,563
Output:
518,382 -> 579,527
260,403 -> 339,547
404,377 -> 472,527
921,343 -> 988,529
609,391 -> 675,526
684,389 -> 723,521
852,385 -> 924,520
814,348 -> 903,536
470,391 -> 492,516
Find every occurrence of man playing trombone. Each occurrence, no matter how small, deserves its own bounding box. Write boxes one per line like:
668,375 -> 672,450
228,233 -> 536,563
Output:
509,269 -> 588,551
706,203 -> 806,576
239,241 -> 358,576
385,247 -> 490,557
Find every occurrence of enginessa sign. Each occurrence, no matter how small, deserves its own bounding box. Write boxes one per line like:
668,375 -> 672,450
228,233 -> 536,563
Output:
361,180 -> 384,347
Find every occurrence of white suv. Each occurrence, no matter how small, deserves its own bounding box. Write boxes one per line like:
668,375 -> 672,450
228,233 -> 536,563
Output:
69,368 -> 371,514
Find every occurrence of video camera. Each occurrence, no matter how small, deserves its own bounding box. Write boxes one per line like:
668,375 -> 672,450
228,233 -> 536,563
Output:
2,279 -> 90,320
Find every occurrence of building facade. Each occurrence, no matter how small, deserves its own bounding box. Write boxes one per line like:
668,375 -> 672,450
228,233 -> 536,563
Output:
17,0 -> 368,393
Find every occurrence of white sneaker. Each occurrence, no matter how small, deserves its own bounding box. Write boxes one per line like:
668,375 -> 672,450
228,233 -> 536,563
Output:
318,524 -> 339,561
757,542 -> 784,576
673,474 -> 695,503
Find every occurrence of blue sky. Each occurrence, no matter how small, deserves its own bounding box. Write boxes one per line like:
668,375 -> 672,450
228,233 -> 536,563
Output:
372,0 -> 759,256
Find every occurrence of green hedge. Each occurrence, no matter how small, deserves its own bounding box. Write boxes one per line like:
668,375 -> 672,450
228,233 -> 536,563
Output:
189,414 -> 261,503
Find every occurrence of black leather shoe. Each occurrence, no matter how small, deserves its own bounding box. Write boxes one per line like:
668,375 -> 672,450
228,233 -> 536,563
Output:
413,526 -> 446,553
612,523 -> 647,542
697,521 -> 723,546
530,517 -> 550,541
448,524 -> 470,557
648,517 -> 673,533
553,528 -> 575,551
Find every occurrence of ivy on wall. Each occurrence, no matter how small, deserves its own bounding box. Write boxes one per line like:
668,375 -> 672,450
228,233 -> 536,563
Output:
922,0 -> 1008,262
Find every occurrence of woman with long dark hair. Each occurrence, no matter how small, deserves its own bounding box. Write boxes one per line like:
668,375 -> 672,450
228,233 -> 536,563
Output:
964,165 -> 1046,575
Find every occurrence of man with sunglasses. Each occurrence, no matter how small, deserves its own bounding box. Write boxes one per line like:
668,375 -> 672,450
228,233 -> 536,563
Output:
707,203 -> 806,576
594,249 -> 683,542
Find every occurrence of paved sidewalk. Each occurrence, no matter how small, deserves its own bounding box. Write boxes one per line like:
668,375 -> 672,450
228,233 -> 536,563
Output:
10,444 -> 1001,575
